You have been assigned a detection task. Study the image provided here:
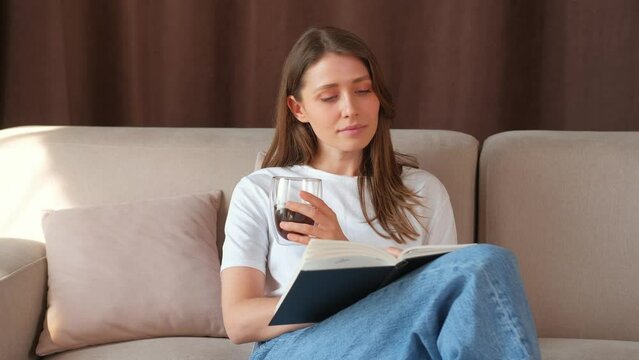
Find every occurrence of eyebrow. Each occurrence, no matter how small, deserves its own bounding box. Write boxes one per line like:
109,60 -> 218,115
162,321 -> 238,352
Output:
313,75 -> 371,93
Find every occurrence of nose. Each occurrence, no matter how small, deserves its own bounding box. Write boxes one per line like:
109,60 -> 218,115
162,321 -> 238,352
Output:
341,94 -> 358,118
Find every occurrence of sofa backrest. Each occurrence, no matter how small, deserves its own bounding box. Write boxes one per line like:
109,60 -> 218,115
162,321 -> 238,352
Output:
0,126 -> 479,252
479,131 -> 639,341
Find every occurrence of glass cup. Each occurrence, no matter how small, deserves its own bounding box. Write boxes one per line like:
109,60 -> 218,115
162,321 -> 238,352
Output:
270,176 -> 322,245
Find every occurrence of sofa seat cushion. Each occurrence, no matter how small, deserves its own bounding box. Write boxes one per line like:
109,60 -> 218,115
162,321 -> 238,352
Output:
43,337 -> 254,360
540,338 -> 639,360
43,336 -> 639,360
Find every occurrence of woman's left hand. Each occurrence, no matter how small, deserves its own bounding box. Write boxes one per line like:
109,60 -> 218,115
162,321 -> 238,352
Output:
279,191 -> 348,245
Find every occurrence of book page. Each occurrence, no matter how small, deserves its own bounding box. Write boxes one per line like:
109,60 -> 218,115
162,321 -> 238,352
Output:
302,239 -> 397,269
302,255 -> 393,270
398,243 -> 475,261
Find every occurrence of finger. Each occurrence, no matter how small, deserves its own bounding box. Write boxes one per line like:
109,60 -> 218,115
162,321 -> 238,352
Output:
298,191 -> 329,212
280,221 -> 316,237
286,232 -> 311,245
285,201 -> 322,222
386,247 -> 402,258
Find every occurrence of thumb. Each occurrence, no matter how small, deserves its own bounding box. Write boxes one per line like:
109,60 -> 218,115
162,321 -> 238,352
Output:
385,247 -> 402,258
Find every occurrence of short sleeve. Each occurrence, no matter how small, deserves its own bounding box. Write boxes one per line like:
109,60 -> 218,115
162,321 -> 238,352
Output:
425,178 -> 458,245
220,176 -> 270,273
405,168 -> 458,246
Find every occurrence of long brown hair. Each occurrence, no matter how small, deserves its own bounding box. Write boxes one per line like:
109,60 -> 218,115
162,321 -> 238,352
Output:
262,26 -> 422,244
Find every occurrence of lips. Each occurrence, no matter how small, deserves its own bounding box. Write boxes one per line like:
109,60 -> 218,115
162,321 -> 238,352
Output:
338,124 -> 366,133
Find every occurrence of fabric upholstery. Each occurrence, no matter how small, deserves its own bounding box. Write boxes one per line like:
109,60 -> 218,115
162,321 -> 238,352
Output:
0,126 -> 478,248
479,131 -> 639,341
6,126 -> 638,359
0,237 -> 46,279
42,337 -> 253,360
36,192 -> 225,355
539,338 -> 639,360
0,238 -> 47,360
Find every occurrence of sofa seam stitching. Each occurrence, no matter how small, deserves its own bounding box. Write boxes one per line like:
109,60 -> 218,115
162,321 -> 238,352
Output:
0,256 -> 47,282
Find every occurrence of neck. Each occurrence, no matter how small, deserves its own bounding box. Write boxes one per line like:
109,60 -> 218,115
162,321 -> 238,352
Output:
310,148 -> 362,176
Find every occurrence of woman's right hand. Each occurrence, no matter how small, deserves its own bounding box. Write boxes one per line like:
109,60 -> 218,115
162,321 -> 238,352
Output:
278,190 -> 349,244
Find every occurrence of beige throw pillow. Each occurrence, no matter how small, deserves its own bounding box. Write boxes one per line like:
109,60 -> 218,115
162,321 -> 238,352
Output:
36,191 -> 226,356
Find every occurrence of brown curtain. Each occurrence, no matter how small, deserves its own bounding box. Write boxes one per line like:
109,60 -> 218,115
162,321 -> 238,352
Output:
1,0 -> 637,141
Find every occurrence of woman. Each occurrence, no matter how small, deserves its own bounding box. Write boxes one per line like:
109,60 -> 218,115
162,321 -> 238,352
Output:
221,26 -> 541,360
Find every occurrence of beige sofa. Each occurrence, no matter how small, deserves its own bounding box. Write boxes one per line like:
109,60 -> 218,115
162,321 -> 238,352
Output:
0,126 -> 637,360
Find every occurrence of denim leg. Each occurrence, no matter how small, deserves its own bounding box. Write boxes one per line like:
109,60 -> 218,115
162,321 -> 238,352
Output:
251,244 -> 541,360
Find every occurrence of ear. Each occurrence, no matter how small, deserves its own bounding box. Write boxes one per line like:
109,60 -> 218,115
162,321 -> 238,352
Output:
287,95 -> 307,123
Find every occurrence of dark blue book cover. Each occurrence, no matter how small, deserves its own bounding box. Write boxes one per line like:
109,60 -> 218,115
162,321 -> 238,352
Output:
269,252 -> 450,326
269,266 -> 392,325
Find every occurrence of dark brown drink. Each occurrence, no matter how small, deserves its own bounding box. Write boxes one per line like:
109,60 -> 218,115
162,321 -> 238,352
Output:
274,206 -> 314,239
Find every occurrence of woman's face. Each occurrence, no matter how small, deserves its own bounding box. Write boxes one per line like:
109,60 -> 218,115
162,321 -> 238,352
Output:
288,53 -> 380,159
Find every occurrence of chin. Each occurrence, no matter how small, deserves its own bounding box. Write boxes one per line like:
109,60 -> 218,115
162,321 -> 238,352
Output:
338,141 -> 372,153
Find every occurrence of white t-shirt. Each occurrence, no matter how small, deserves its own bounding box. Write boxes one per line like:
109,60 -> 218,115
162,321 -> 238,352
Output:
221,165 -> 457,296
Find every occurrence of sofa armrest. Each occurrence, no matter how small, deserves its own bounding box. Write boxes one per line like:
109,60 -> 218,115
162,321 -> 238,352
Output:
0,238 -> 47,360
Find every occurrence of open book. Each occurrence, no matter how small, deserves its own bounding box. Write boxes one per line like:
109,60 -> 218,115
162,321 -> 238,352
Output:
269,239 -> 474,326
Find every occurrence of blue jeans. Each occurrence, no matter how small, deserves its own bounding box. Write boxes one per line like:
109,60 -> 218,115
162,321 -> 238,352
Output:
250,244 -> 541,360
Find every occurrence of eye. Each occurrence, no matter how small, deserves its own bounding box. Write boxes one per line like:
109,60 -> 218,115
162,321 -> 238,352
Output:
320,96 -> 338,102
356,89 -> 372,95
